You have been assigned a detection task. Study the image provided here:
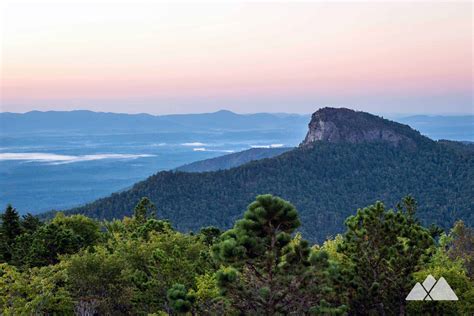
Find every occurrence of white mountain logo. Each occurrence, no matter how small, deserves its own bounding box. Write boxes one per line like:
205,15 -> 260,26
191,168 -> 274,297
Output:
406,275 -> 458,301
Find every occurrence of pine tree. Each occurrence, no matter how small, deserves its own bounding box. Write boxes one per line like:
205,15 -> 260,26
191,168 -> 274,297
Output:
21,213 -> 42,234
198,226 -> 221,245
133,197 -> 157,225
446,220 -> 474,277
339,198 -> 434,315
167,283 -> 196,314
212,194 -> 344,315
0,204 -> 22,262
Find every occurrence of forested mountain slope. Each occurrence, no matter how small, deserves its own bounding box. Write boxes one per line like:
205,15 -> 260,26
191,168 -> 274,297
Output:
175,147 -> 291,172
62,108 -> 474,241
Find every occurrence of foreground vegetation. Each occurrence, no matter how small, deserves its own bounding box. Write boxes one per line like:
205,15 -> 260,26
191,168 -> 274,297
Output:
1,195 -> 473,315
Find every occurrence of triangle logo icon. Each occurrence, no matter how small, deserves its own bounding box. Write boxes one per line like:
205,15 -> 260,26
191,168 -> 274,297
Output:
406,275 -> 459,301
422,274 -> 436,292
406,282 -> 428,300
429,277 -> 459,301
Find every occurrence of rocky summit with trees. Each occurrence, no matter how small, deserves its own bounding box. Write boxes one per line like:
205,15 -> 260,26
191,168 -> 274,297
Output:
61,108 -> 474,243
0,195 -> 472,315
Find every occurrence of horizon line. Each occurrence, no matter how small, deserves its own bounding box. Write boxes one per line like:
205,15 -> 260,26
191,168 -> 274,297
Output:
1,108 -> 473,117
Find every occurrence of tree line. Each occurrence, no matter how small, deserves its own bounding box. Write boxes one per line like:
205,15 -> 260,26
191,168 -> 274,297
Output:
1,195 -> 473,315
62,141 -> 474,242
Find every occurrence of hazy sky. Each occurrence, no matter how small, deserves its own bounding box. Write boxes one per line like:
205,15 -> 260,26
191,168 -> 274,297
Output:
1,1 -> 472,115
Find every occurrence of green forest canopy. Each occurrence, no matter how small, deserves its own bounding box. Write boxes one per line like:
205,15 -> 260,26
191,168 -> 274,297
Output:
1,196 -> 473,315
62,139 -> 473,242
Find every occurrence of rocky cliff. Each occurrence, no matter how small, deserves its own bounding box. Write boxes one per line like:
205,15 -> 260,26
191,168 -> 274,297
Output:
300,107 -> 424,147
59,107 -> 472,242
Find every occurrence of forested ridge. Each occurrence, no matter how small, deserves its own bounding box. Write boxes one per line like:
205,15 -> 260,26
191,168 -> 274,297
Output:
61,138 -> 473,242
1,196 -> 473,315
7,109 -> 469,314
175,147 -> 291,172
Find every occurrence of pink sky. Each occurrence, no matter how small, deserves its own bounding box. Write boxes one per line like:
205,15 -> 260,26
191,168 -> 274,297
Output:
1,1 -> 472,114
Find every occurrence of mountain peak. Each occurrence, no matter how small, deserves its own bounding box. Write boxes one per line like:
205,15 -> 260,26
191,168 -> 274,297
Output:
213,109 -> 237,116
300,107 -> 424,147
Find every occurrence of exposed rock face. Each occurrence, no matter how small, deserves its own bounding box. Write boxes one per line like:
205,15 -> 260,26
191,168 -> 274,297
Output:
301,107 -> 420,147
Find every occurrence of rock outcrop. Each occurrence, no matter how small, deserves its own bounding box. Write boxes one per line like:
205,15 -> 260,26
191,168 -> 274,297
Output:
300,107 -> 422,147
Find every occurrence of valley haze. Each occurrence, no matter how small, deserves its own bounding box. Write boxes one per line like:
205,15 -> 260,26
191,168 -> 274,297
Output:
1,1 -> 473,314
43,107 -> 473,243
1,109 -> 472,215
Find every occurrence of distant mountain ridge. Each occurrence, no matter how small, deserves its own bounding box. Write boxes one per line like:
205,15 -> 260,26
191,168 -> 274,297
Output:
175,147 -> 292,172
2,109 -> 472,141
57,108 -> 474,241
396,115 -> 474,141
0,110 -> 310,134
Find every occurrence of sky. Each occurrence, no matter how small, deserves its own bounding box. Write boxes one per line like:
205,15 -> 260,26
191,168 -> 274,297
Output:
1,1 -> 472,115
